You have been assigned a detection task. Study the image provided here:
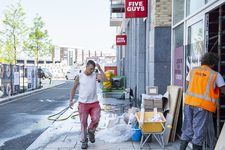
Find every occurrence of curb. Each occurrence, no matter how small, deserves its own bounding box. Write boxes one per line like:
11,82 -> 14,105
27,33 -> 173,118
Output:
0,81 -> 66,105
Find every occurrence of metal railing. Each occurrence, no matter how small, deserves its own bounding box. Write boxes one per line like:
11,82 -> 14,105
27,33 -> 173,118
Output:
110,13 -> 125,19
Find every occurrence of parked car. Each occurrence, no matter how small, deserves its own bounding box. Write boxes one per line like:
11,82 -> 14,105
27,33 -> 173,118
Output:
24,68 -> 52,79
65,69 -> 81,80
38,68 -> 52,79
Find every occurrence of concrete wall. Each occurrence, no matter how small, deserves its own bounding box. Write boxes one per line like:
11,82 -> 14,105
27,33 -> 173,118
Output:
149,27 -> 171,94
136,18 -> 146,103
117,46 -> 120,76
119,0 -> 172,102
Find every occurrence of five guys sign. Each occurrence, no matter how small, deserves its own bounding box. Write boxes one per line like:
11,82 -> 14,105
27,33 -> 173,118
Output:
117,0 -> 147,46
125,0 -> 147,18
116,35 -> 126,45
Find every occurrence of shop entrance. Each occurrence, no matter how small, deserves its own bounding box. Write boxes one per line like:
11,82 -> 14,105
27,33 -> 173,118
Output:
206,4 -> 225,137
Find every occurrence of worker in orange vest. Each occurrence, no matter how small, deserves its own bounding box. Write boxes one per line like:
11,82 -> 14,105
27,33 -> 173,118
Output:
180,53 -> 225,150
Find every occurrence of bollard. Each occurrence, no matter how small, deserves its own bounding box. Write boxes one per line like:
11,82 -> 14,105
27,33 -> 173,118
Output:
40,81 -> 43,88
49,78 -> 52,85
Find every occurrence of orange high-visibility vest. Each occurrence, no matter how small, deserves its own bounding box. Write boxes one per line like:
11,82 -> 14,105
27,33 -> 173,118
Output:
184,65 -> 219,113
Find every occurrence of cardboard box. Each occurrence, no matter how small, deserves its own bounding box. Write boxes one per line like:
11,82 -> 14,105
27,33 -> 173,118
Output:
107,119 -> 119,128
128,107 -> 138,116
146,86 -> 158,95
145,108 -> 163,113
125,92 -> 130,99
144,98 -> 154,109
154,98 -> 163,108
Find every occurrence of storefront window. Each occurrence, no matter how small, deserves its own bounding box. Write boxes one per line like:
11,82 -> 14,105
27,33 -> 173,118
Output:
186,0 -> 204,16
173,23 -> 184,49
173,24 -> 184,87
63,50 -> 68,62
173,0 -> 184,25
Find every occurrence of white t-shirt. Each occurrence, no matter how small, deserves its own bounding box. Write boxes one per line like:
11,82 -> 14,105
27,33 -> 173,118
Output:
186,72 -> 225,89
78,72 -> 98,103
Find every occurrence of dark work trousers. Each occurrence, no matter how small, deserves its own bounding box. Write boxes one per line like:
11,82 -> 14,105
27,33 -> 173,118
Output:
181,104 -> 209,146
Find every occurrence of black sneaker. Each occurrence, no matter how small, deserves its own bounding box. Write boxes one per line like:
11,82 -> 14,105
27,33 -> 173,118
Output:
81,139 -> 88,149
88,130 -> 95,143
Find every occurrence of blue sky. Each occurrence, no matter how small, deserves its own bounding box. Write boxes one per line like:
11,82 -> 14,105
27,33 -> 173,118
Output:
0,0 -> 116,52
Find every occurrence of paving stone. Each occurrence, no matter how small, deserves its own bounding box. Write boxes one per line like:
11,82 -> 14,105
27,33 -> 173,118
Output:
59,148 -> 76,150
132,141 -> 150,149
45,134 -> 76,148
120,149 -> 150,150
108,141 -> 134,149
70,124 -> 81,134
76,139 -> 105,147
27,144 -> 46,150
148,137 -> 163,149
164,145 -> 178,150
65,134 -> 81,141
168,138 -> 180,149
44,148 -> 59,150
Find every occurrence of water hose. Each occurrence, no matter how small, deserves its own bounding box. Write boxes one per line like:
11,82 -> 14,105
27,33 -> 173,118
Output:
47,106 -> 79,121
47,100 -> 105,121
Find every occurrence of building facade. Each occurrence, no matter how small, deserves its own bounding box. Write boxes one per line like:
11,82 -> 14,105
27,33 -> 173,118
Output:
52,45 -> 83,66
171,0 -> 225,138
112,0 -> 225,142
111,0 -> 172,102
52,45 -> 116,66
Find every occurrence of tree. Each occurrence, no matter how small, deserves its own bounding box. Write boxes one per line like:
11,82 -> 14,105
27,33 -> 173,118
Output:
23,14 -> 54,66
0,1 -> 28,64
0,40 -> 3,63
0,39 -> 15,63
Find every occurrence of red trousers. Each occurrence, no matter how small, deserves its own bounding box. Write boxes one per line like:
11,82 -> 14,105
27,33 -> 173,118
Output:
78,101 -> 101,142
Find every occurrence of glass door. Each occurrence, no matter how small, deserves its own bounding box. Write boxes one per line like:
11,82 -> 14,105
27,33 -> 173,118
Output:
186,15 -> 205,76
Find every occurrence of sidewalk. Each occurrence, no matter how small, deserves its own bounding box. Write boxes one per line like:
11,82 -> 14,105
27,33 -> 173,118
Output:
0,79 -> 66,104
26,92 -> 191,150
41,79 -> 65,88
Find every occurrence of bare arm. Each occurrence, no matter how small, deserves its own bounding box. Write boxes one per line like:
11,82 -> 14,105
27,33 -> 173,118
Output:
96,63 -> 108,82
69,75 -> 79,109
186,81 -> 189,89
220,85 -> 225,94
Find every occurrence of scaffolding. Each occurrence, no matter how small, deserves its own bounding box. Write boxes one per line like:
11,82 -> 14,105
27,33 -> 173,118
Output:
208,5 -> 225,137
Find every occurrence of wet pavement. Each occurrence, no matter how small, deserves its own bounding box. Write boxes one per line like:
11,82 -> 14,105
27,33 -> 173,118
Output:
0,80 -> 75,150
26,89 -> 191,150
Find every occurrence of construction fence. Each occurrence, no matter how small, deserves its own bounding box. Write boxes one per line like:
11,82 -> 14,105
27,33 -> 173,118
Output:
0,63 -> 41,97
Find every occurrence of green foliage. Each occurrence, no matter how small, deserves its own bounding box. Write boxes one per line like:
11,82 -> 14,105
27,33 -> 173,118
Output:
23,14 -> 54,65
0,1 -> 28,64
193,28 -> 203,55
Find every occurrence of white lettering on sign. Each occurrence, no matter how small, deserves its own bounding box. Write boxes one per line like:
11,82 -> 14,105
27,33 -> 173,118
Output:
127,1 -> 145,12
117,38 -> 125,43
176,75 -> 182,80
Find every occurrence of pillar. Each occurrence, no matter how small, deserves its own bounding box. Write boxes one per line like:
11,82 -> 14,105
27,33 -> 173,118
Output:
82,50 -> 84,63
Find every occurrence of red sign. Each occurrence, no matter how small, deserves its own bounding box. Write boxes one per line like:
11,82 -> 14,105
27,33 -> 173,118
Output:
116,35 -> 126,45
125,0 -> 147,18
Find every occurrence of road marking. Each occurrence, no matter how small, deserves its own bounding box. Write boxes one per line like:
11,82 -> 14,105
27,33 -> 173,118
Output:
0,83 -> 69,106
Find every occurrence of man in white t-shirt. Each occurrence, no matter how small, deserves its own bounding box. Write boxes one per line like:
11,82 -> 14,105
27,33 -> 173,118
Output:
180,53 -> 225,150
69,60 -> 107,149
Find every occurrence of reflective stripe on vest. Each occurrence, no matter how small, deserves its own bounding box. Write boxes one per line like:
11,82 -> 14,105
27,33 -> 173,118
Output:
186,67 -> 218,104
